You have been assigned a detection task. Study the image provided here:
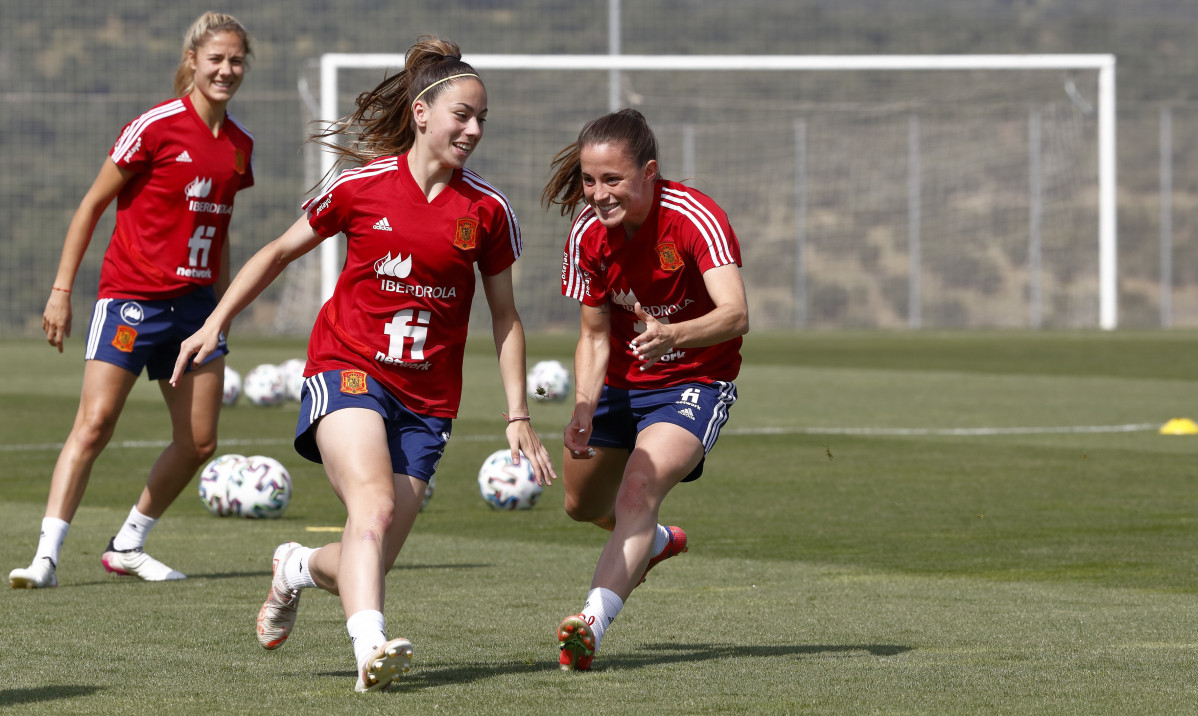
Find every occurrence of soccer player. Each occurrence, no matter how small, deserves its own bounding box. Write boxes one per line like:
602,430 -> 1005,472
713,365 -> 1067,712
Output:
9,13 -> 255,589
541,109 -> 749,670
171,35 -> 556,693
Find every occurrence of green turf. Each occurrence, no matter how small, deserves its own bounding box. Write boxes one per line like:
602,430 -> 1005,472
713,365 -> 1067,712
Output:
3,331 -> 1198,714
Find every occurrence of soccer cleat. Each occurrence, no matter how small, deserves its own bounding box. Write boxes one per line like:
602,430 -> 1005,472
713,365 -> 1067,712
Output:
354,637 -> 413,692
100,538 -> 186,582
9,557 -> 58,589
557,614 -> 595,671
639,525 -> 688,584
257,542 -> 303,650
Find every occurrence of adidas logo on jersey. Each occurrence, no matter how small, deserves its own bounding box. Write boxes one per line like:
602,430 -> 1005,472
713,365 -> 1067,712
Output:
677,407 -> 696,421
176,150 -> 193,163
373,217 -> 393,231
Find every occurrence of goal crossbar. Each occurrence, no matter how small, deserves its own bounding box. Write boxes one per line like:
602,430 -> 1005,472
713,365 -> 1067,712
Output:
316,53 -> 1117,328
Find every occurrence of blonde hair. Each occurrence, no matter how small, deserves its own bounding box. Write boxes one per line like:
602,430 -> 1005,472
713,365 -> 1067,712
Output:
173,12 -> 253,98
542,109 -> 661,217
309,35 -> 482,180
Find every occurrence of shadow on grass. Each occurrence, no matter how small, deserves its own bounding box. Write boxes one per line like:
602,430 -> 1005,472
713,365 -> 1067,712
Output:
625,642 -> 913,663
318,642 -> 912,690
44,562 -> 493,588
0,685 -> 100,706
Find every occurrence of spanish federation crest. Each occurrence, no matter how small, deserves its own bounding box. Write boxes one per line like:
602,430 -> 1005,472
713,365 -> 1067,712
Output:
454,217 -> 479,250
340,369 -> 368,395
111,325 -> 137,353
656,241 -> 684,271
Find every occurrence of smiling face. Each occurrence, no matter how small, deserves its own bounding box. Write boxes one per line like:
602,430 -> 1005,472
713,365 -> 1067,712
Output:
580,141 -> 659,235
187,31 -> 247,109
412,78 -> 487,171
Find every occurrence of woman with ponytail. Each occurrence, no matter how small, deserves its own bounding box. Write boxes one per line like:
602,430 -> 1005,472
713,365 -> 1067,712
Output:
543,108 -> 749,671
10,12 -> 254,590
172,35 -> 555,692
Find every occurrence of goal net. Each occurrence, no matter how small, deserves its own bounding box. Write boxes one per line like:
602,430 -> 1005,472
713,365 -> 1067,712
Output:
279,54 -> 1114,334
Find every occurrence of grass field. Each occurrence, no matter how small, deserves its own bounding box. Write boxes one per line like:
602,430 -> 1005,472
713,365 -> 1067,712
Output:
3,330 -> 1198,714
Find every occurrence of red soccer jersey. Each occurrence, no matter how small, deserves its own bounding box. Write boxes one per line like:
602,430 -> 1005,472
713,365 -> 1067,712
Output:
99,95 -> 254,300
561,179 -> 743,389
301,154 -> 522,417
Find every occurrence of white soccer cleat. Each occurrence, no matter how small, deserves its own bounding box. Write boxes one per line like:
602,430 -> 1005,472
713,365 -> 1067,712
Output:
100,538 -> 186,582
257,542 -> 303,650
354,637 -> 413,692
9,557 -> 58,589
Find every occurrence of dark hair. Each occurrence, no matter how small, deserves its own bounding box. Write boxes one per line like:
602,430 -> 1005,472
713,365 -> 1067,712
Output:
174,12 -> 253,97
309,35 -> 480,178
541,109 -> 661,217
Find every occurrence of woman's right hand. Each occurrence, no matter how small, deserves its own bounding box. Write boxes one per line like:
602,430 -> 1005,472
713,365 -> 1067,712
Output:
43,290 -> 72,353
563,412 -> 596,459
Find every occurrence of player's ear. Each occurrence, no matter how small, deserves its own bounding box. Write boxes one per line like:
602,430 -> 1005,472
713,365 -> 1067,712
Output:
642,159 -> 658,183
412,99 -> 429,131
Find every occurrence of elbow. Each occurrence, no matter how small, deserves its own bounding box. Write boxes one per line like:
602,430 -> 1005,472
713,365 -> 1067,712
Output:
733,307 -> 750,338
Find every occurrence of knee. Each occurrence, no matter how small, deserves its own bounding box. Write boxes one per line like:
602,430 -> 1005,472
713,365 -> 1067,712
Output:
177,436 -> 218,467
194,438 -> 218,464
613,473 -> 655,517
563,494 -> 599,523
69,413 -> 119,456
348,504 -> 395,541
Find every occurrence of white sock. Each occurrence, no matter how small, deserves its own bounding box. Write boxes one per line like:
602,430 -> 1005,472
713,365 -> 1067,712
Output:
111,506 -> 156,551
347,610 -> 387,671
651,524 -> 671,557
35,517 -> 70,566
283,546 -> 318,590
581,587 -> 624,652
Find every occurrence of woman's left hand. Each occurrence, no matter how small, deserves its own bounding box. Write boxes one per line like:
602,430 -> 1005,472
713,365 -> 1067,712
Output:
507,420 -> 557,486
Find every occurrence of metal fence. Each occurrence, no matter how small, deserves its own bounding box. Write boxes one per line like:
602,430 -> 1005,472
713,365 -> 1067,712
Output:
4,1 -> 1198,335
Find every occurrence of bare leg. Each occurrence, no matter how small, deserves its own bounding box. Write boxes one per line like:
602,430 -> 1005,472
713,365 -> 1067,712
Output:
561,445 -> 628,532
304,408 -> 425,617
44,360 -> 140,522
588,424 -> 702,601
134,357 -> 224,518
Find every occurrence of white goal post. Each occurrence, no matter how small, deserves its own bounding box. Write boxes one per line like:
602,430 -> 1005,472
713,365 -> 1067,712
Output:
310,53 -> 1117,329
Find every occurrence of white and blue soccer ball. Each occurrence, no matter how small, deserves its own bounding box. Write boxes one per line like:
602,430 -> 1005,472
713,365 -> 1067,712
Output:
222,366 -> 242,406
527,360 -> 571,402
198,453 -> 246,516
477,449 -> 542,510
277,358 -> 306,402
244,363 -> 287,407
226,455 -> 292,519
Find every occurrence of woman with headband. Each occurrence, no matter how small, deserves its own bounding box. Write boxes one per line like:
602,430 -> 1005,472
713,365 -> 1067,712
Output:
173,35 -> 555,692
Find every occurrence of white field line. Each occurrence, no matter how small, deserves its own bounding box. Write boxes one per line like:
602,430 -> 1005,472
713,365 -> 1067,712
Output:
0,423 -> 1161,453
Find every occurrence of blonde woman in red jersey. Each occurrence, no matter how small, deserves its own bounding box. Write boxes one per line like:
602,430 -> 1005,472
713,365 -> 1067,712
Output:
543,109 -> 749,671
172,35 -> 555,692
9,13 -> 254,590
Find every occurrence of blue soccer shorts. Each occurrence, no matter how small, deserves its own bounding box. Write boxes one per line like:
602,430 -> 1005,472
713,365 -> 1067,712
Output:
588,380 -> 738,482
294,368 -> 451,483
84,287 -> 226,381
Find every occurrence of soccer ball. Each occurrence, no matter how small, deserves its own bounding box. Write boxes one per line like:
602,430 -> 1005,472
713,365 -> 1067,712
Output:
277,358 -> 306,401
198,453 -> 245,516
420,474 -> 435,512
244,363 -> 287,406
222,366 -> 242,406
477,448 -> 542,510
528,360 -> 571,402
226,455 -> 292,519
